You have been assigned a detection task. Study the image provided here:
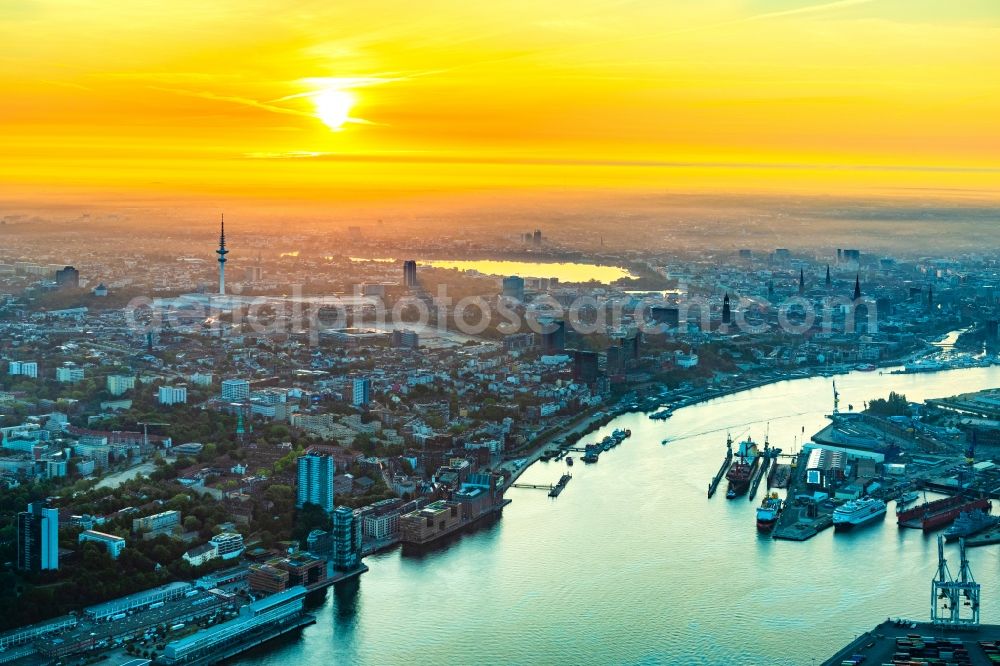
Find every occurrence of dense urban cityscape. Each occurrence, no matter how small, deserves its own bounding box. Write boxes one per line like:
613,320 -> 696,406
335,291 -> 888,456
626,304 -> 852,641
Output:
3,216 -> 1000,663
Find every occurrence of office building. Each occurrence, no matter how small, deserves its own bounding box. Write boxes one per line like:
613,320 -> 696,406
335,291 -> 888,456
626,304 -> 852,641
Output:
403,260 -> 418,287
8,361 -> 38,378
106,375 -> 135,396
55,366 -> 84,383
650,306 -> 680,329
572,350 -> 599,384
501,275 -> 525,301
54,266 -> 79,289
391,329 -> 419,349
540,319 -> 566,353
351,377 -> 372,407
221,378 -> 250,401
17,502 -> 59,571
78,530 -> 126,559
332,506 -> 362,572
158,385 -> 188,405
296,453 -> 335,513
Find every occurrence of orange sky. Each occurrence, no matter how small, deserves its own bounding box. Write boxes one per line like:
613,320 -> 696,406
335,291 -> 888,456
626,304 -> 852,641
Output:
2,0 -> 1000,210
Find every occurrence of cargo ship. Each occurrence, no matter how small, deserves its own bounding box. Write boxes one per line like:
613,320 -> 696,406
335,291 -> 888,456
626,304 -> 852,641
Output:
897,495 -> 991,532
725,438 -> 760,499
756,493 -> 782,531
943,506 -> 996,542
833,497 -> 887,530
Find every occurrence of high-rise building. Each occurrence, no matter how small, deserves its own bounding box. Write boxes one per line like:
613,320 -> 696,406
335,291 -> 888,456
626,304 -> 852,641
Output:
331,506 -> 362,572
106,374 -> 135,396
572,350 -> 599,384
17,502 -> 59,571
402,260 -> 418,287
296,453 -> 335,513
501,276 -> 525,302
540,320 -> 566,354
532,229 -> 542,247
55,266 -> 79,289
221,378 -> 250,401
158,385 -> 188,405
351,377 -> 371,407
391,329 -> 419,349
722,293 -> 731,326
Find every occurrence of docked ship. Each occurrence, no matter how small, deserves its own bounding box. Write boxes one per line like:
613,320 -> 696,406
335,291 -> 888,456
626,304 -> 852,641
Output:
725,438 -> 760,499
650,408 -> 673,420
894,491 -> 919,512
756,493 -> 782,531
897,495 -> 991,532
943,506 -> 996,542
833,497 -> 887,530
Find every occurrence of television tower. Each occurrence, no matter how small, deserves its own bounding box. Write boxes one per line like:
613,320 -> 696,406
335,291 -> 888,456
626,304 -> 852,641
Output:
217,214 -> 228,295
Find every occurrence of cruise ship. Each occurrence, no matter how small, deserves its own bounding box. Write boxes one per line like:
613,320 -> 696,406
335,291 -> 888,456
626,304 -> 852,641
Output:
833,497 -> 887,530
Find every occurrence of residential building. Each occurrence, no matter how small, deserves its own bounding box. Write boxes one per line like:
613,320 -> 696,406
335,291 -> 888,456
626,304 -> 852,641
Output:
158,385 -> 188,405
351,377 -> 371,407
296,453 -> 335,513
209,532 -> 245,560
17,502 -> 59,571
8,361 -> 38,378
55,366 -> 85,383
78,530 -> 126,559
332,506 -> 362,572
132,510 -> 181,535
106,375 -> 135,396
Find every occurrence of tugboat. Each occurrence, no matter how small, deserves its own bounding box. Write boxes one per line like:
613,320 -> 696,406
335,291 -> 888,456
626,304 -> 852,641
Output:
756,493 -> 782,531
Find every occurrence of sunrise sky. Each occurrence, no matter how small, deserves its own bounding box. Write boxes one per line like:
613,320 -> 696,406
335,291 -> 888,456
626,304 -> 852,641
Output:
3,0 -> 1000,209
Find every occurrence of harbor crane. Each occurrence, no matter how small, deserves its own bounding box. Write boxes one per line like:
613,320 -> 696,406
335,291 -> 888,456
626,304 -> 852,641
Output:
931,535 -> 980,626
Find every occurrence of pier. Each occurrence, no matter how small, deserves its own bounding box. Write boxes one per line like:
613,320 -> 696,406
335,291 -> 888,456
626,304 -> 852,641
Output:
747,447 -> 773,501
707,437 -> 733,498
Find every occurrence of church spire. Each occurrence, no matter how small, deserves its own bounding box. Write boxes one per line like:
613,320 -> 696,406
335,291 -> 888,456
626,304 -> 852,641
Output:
853,273 -> 861,300
825,264 -> 831,288
799,268 -> 805,295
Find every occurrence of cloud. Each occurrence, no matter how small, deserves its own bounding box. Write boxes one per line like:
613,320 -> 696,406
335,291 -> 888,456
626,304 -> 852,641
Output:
240,151 -> 1000,174
747,0 -> 878,22
150,86 -> 317,120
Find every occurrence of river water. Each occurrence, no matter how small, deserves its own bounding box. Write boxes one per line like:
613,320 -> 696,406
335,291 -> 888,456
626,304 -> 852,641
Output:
237,366 -> 1000,665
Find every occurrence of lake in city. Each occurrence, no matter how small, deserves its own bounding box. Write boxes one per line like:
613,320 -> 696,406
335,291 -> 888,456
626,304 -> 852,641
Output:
236,366 -> 1000,665
416,259 -> 635,284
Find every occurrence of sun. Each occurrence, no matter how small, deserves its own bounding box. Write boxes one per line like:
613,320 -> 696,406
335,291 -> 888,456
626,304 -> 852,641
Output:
314,89 -> 355,131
